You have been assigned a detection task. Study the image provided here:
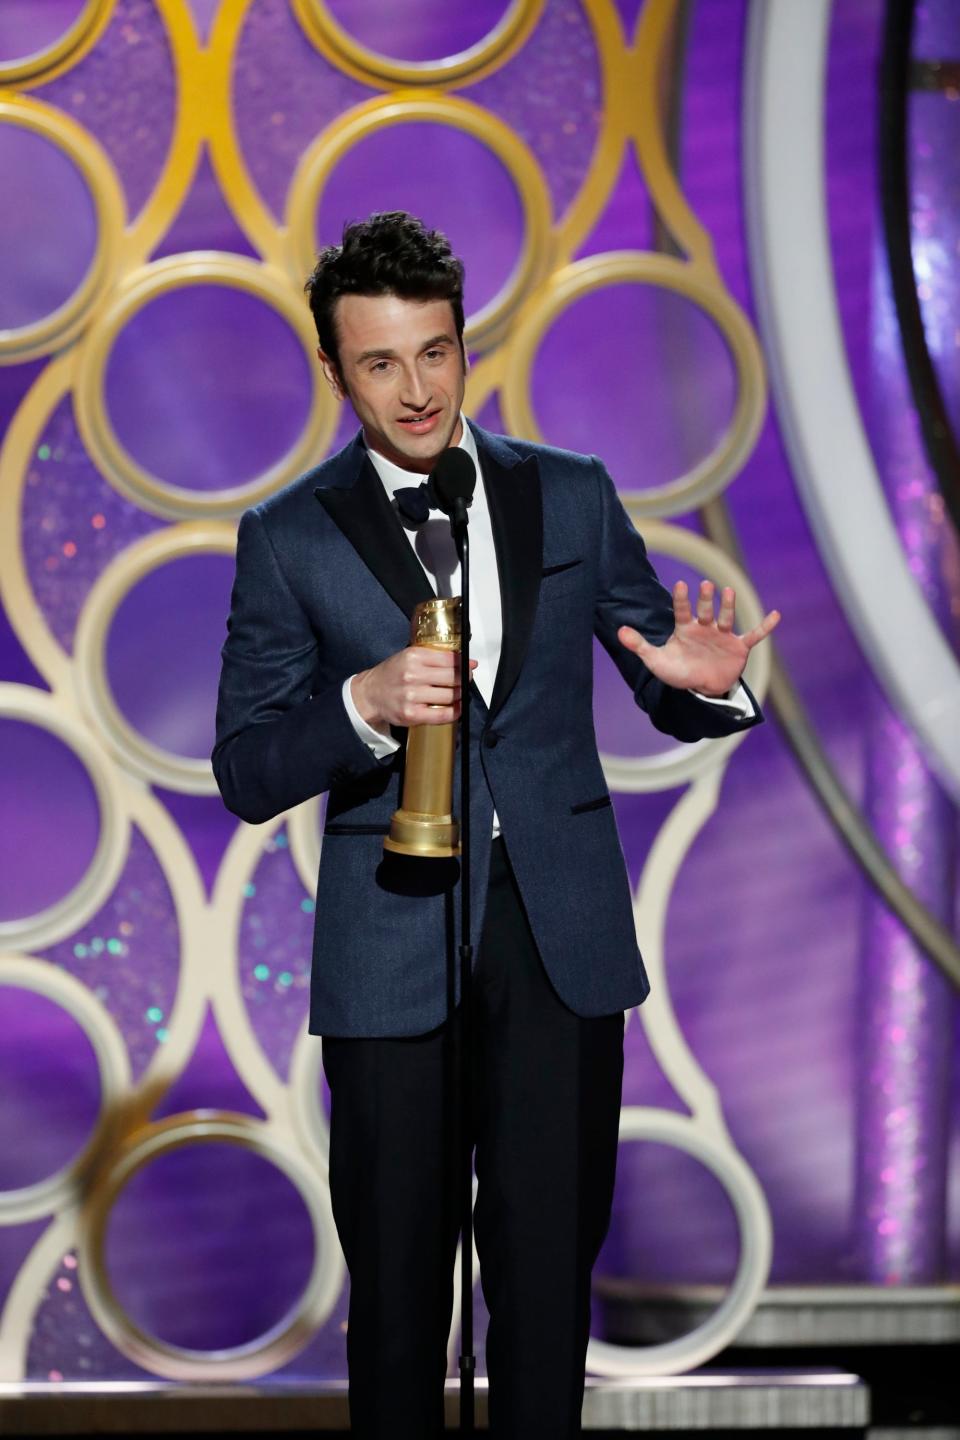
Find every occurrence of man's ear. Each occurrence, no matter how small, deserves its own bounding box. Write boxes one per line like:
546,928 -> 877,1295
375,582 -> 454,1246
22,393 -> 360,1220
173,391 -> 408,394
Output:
317,348 -> 345,401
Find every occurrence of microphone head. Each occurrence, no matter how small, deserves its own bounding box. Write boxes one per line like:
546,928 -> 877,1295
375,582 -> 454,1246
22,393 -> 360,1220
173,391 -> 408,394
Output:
428,447 -> 476,515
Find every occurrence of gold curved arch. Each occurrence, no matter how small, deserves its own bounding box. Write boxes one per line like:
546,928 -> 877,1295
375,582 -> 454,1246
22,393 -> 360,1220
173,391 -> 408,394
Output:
0,956 -> 131,1224
77,1111 -> 344,1378
552,0 -> 633,259
502,251 -> 766,516
0,684 -> 131,951
631,0 -> 718,269
73,252 -> 336,520
285,93 -> 554,353
0,96 -> 125,363
291,0 -> 545,90
0,0 -> 114,89
118,0 -> 209,268
205,0 -> 290,267
72,522 -> 237,794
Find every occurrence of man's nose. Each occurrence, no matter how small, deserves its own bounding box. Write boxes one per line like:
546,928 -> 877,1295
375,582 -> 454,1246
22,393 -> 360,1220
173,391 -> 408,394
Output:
399,367 -> 431,408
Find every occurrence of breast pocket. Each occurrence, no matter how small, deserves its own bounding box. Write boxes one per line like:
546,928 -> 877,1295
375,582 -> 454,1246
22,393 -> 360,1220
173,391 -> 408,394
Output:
539,558 -> 584,602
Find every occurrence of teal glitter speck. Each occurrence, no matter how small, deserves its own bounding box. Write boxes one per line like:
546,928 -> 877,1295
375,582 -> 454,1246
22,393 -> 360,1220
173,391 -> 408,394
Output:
107,938 -> 123,955
253,962 -> 270,980
73,943 -> 88,958
279,971 -> 293,986
155,1027 -> 169,1043
243,882 -> 256,898
275,832 -> 288,847
301,898 -> 315,913
37,444 -> 51,460
146,1005 -> 163,1023
90,937 -> 104,954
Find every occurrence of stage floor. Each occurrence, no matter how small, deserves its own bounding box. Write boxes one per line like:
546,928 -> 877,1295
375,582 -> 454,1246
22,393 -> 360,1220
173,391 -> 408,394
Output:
0,1367 -> 869,1434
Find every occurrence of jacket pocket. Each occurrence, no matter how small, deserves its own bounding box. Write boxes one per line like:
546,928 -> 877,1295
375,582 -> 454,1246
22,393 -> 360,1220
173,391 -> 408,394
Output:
539,558 -> 584,601
569,795 -> 612,815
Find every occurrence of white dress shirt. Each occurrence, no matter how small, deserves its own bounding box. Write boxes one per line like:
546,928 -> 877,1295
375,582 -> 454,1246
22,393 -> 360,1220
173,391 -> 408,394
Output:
342,417 -> 755,837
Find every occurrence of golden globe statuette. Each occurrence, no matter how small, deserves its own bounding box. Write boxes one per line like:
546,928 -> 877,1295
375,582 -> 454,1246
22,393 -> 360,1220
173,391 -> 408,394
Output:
384,596 -> 462,858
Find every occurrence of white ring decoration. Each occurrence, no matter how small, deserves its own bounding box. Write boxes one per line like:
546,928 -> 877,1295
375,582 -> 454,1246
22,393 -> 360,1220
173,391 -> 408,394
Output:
0,684 -> 130,950
72,523 -> 236,794
586,1106 -> 772,1376
0,955 -> 131,1223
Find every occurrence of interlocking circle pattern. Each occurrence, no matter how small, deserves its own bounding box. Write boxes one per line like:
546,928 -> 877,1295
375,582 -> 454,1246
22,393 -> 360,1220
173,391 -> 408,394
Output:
0,0 -> 773,1384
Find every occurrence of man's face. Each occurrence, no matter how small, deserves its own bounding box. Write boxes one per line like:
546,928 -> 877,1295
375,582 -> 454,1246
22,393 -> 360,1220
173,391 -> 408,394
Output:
319,293 -> 466,473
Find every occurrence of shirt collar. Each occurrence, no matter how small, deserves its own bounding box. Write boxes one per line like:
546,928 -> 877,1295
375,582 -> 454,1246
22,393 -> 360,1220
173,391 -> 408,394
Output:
364,414 -> 479,500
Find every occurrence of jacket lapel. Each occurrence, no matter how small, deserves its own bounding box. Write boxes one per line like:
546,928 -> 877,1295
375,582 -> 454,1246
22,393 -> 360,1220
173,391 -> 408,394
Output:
314,437 -> 435,621
471,424 -> 543,721
314,425 -> 543,719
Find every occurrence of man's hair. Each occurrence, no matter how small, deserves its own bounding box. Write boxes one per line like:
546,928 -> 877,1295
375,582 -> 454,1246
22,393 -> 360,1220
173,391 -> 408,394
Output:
304,211 -> 466,373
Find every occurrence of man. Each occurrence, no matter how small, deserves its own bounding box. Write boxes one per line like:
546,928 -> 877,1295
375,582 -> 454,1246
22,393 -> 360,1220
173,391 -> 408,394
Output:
213,212 -> 779,1437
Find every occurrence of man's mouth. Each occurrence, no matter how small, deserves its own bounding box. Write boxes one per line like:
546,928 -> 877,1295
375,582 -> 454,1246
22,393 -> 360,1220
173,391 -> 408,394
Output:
397,409 -> 441,432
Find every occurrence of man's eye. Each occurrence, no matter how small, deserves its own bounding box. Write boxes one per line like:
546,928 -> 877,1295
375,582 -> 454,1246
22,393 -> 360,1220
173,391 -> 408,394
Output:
370,360 -> 390,373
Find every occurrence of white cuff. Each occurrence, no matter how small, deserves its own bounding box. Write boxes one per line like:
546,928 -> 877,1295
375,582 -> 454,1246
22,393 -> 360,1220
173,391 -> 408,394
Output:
690,680 -> 755,718
342,675 -> 400,759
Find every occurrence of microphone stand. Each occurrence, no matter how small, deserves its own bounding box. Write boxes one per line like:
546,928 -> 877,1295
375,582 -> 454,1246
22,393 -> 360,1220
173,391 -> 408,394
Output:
455,500 -> 475,1432
451,495 -> 474,1434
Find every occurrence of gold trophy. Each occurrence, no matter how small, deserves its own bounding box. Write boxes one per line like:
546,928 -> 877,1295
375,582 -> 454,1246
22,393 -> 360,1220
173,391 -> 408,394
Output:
384,596 -> 462,858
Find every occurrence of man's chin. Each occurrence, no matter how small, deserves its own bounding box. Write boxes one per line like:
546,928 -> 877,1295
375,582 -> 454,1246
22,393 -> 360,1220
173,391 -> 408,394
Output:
391,420 -> 460,468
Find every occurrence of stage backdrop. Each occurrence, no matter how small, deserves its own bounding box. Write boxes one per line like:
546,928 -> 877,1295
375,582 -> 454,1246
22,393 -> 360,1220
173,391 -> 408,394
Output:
0,0 -> 957,1386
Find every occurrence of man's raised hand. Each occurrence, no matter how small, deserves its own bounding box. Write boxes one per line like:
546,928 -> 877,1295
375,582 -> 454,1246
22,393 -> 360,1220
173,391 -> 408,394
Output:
617,579 -> 780,698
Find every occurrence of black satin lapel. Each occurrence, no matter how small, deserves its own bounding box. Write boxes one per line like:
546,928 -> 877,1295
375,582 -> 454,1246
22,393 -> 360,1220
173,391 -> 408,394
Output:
484,453 -> 543,719
315,457 -> 435,620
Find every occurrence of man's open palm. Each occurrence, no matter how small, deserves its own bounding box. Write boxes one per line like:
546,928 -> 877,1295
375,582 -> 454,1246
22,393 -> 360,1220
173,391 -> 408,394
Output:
617,579 -> 781,698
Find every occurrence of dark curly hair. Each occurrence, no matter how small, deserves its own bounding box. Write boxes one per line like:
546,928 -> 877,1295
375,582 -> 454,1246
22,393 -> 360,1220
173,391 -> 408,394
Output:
304,211 -> 465,375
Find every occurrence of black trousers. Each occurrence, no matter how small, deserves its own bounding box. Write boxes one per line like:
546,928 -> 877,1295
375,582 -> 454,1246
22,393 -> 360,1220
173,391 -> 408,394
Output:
321,837 -> 625,1438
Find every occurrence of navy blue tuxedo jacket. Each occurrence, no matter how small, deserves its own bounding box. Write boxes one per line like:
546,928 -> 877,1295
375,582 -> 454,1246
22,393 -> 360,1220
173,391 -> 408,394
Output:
212,421 -> 762,1037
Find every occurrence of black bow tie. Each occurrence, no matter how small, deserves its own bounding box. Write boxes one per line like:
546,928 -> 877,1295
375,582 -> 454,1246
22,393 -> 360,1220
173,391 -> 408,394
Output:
394,481 -> 437,527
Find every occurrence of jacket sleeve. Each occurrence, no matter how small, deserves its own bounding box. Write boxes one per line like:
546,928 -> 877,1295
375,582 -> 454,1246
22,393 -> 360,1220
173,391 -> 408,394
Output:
590,458 -> 763,743
212,506 -> 387,824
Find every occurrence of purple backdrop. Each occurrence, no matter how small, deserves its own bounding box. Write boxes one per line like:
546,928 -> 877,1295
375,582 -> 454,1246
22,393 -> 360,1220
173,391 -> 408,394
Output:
1,0 -> 958,1386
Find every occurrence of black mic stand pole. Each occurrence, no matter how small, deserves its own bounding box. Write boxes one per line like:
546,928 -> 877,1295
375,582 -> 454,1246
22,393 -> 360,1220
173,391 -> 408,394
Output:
453,497 -> 475,1434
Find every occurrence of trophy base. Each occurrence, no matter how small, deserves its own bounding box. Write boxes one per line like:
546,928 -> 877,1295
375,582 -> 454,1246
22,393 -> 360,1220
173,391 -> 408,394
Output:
384,810 -> 461,859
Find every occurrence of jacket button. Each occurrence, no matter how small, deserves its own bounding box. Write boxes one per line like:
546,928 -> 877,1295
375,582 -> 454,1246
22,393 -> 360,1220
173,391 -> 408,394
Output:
483,729 -> 501,749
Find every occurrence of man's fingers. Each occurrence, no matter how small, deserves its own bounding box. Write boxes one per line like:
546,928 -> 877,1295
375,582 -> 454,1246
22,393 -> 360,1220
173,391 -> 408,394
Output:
717,586 -> 735,632
672,580 -> 692,626
695,579 -> 715,625
412,704 -> 459,724
411,648 -> 461,667
742,609 -> 782,649
617,624 -> 652,657
407,649 -> 478,672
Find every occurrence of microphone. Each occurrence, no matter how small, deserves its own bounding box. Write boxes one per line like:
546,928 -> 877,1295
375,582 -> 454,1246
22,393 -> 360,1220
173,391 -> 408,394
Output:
428,448 -> 476,529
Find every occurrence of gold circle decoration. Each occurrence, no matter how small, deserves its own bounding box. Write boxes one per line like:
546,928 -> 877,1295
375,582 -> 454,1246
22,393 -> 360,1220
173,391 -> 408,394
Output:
596,520 -> 771,794
285,94 -> 554,353
291,0 -> 544,90
502,251 -> 767,517
73,253 -> 337,521
0,954 -> 131,1224
0,0 -> 113,88
0,96 -> 125,364
0,684 -> 131,950
77,1111 -> 345,1379
72,523 -> 237,795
